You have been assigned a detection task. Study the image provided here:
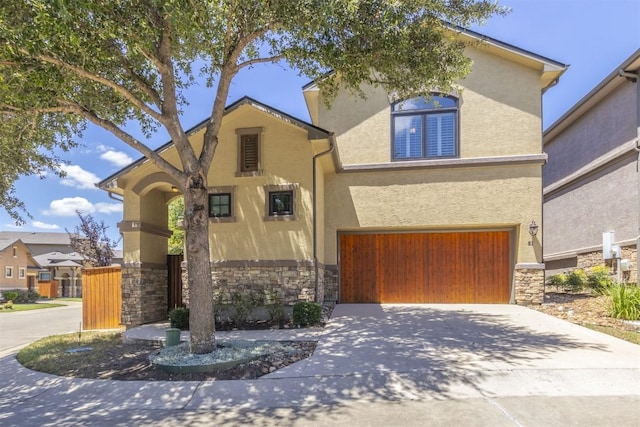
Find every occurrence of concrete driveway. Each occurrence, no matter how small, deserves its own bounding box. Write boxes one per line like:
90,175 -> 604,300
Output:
0,304 -> 639,426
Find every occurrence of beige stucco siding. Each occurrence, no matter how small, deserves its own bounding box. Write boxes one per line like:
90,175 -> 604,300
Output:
324,164 -> 542,265
118,104 -> 319,263
206,106 -> 315,261
313,45 -> 543,165
460,48 -> 542,157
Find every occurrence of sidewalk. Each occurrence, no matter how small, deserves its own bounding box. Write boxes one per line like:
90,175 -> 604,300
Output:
122,321 -> 326,346
1,304 -> 639,426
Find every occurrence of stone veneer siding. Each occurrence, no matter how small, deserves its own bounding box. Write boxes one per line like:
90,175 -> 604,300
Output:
181,260 -> 335,306
514,266 -> 545,305
577,245 -> 638,283
121,266 -> 168,327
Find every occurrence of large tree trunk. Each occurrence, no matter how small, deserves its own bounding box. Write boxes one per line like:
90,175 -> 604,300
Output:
183,177 -> 215,354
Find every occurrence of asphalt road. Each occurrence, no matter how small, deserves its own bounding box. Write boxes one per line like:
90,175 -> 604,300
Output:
0,301 -> 82,357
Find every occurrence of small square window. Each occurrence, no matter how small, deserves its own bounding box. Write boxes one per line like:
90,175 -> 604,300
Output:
39,271 -> 51,281
269,191 -> 294,216
5,266 -> 13,279
18,268 -> 25,279
209,193 -> 232,218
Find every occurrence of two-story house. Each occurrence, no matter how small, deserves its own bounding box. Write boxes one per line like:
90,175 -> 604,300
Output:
0,231 -> 85,297
99,28 -> 566,327
0,238 -> 40,292
543,49 -> 639,283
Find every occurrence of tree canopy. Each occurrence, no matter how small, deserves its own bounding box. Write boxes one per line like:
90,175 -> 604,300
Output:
0,0 -> 505,353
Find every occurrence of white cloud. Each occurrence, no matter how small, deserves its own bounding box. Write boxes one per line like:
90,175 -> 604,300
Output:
3,223 -> 23,229
32,221 -> 60,230
96,144 -> 110,153
43,197 -> 96,216
95,202 -> 123,214
100,150 -> 133,168
43,197 -> 122,217
60,164 -> 100,190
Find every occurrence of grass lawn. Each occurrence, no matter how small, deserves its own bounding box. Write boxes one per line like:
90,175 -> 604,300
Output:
0,303 -> 66,313
585,324 -> 640,345
56,298 -> 82,302
17,332 -> 121,374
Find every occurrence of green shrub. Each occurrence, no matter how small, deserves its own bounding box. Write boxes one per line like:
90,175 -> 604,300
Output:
608,285 -> 640,320
12,289 -> 40,303
229,291 -> 263,327
586,265 -> 615,295
265,290 -> 285,325
547,273 -> 567,289
168,307 -> 190,330
3,291 -> 18,302
565,269 -> 587,293
292,302 -> 322,327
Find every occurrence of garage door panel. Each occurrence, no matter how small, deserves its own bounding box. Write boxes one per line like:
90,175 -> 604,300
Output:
340,231 -> 510,304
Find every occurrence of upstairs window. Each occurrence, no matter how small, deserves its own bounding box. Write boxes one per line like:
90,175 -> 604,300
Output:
392,95 -> 458,160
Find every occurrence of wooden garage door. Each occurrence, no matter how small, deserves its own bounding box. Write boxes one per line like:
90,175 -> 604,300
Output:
340,231 -> 510,303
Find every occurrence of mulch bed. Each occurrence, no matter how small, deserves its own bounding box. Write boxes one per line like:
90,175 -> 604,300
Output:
68,340 -> 316,381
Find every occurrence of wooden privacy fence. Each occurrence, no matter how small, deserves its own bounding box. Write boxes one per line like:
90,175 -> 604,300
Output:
82,266 -> 122,330
37,280 -> 58,299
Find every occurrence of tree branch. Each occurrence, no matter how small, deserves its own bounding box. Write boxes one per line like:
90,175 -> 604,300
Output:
237,54 -> 285,70
111,43 -> 164,108
24,50 -> 164,123
153,11 -> 197,170
58,100 -> 186,180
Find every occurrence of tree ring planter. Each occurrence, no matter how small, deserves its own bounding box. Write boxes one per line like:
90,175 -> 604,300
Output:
148,340 -> 295,374
152,354 -> 263,374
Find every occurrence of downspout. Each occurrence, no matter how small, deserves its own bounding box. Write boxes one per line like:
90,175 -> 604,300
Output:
313,134 -> 335,303
619,69 -> 640,283
107,192 -> 124,203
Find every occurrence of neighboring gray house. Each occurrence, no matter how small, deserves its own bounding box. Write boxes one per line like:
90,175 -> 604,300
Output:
0,232 -> 84,296
543,49 -> 640,283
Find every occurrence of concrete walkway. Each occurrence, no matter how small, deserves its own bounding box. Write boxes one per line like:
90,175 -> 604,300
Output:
1,304 -> 639,426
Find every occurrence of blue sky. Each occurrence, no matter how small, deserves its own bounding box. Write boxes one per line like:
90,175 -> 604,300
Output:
2,0 -> 639,246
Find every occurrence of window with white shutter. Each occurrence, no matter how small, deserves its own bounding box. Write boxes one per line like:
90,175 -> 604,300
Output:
392,95 -> 458,160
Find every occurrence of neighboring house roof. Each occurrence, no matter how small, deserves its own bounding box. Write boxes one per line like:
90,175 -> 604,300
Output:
0,231 -> 73,246
97,96 -> 332,192
544,48 -> 640,142
0,238 -> 42,268
0,238 -> 17,252
33,251 -> 85,269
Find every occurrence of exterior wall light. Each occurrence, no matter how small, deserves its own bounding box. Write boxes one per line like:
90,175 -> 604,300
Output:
171,186 -> 179,193
528,220 -> 538,246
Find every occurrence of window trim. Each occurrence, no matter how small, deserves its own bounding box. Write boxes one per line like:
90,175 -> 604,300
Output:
208,186 -> 236,223
18,268 -> 25,279
5,266 -> 13,279
391,94 -> 459,161
236,127 -> 263,177
264,184 -> 298,221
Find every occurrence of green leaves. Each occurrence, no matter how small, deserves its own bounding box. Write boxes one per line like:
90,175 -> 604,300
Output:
0,0 -> 504,221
